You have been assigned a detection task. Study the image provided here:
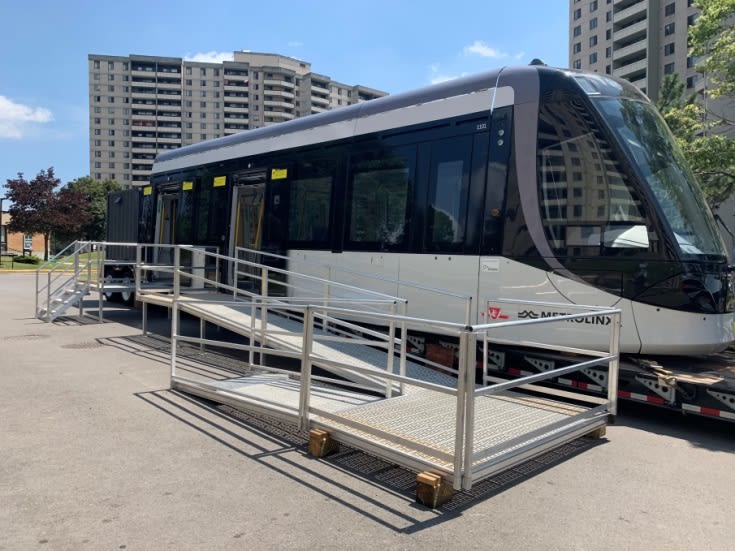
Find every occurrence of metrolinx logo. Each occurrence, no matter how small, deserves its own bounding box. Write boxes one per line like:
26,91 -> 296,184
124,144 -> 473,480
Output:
518,310 -> 611,326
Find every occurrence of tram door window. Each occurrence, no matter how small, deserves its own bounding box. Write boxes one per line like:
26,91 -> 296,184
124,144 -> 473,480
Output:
426,135 -> 472,251
229,174 -> 266,287
154,190 -> 179,268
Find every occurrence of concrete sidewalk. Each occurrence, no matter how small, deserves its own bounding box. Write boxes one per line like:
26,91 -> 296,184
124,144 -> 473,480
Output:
1,272 -> 734,550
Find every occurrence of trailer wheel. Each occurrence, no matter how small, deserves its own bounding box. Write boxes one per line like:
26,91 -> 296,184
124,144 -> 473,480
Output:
103,274 -> 123,303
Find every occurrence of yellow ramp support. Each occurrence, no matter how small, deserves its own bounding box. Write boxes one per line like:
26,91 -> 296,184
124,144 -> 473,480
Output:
308,428 -> 339,458
416,472 -> 454,508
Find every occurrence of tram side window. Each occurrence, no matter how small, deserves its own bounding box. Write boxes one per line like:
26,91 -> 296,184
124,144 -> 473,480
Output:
537,93 -> 650,257
288,160 -> 334,245
426,136 -> 472,250
347,149 -> 412,250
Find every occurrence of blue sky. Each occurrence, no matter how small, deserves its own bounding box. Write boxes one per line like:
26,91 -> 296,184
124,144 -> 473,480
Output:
0,0 -> 569,194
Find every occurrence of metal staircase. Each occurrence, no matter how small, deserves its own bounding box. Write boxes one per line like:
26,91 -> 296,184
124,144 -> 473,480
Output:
35,241 -> 97,322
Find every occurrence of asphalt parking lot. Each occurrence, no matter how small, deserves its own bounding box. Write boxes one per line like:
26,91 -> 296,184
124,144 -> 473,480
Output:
1,272 -> 734,550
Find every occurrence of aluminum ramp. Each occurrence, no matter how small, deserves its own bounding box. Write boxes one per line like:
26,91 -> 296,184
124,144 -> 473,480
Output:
170,296 -> 459,392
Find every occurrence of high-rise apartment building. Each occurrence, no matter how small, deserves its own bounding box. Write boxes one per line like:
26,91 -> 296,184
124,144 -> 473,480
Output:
568,0 -> 700,101
88,51 -> 387,187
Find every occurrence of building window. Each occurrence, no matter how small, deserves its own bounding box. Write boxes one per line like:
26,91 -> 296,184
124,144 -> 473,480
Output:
573,42 -> 582,54
664,42 -> 675,56
589,35 -> 598,47
200,68 -> 206,76
574,7 -> 581,19
186,67 -> 192,75
687,56 -> 696,68
589,18 -> 597,30
573,59 -> 582,69
687,75 -> 698,88
664,62 -> 675,74
589,52 -> 598,64
606,29 -> 612,40
665,2 -> 675,16
665,22 -> 675,36
108,61 -> 114,70
573,25 -> 581,37
590,0 -> 598,12
93,60 -> 100,69
606,10 -> 611,22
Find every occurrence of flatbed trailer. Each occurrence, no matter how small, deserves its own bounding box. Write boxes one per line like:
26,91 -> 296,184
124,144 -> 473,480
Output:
472,341 -> 735,422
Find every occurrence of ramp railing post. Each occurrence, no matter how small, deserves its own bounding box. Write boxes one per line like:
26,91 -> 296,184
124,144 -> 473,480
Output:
452,330 -> 469,491
173,246 -> 181,299
462,329 -> 477,491
398,301 -> 408,395
385,302 -> 397,398
171,295 -> 179,380
298,306 -> 315,431
607,311 -> 621,418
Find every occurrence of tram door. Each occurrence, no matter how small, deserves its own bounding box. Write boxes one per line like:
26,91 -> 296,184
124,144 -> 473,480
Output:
229,171 -> 266,288
154,188 -> 179,271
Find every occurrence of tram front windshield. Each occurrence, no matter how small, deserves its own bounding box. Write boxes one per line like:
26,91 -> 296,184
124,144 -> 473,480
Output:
592,95 -> 725,258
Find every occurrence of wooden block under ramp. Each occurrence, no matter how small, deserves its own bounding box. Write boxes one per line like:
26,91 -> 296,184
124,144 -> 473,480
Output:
416,471 -> 454,508
308,428 -> 339,458
584,425 -> 607,439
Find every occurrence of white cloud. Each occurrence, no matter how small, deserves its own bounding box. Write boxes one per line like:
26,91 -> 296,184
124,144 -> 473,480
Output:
464,41 -> 508,59
184,51 -> 234,63
0,96 -> 53,139
429,64 -> 468,85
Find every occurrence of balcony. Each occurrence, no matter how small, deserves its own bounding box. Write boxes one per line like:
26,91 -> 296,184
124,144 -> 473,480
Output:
224,106 -> 248,114
223,81 -> 248,92
156,113 -> 181,122
264,99 -> 293,109
131,68 -> 156,79
614,58 -> 647,80
311,95 -> 330,107
224,116 -> 249,125
263,110 -> 295,121
131,91 -> 157,101
612,38 -> 648,62
131,167 -> 152,177
264,89 -> 295,100
614,18 -> 647,42
614,0 -> 648,26
264,78 -> 295,89
157,137 -> 181,145
311,82 -> 330,95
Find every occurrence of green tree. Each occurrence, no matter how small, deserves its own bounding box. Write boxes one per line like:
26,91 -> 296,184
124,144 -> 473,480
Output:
5,168 -> 93,260
653,3 -> 735,209
690,0 -> 735,101
65,176 -> 122,241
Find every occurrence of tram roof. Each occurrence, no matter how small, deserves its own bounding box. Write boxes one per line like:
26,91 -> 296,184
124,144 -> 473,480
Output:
151,65 -> 562,176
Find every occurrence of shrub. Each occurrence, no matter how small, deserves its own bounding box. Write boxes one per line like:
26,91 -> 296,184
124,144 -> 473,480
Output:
14,255 -> 41,265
